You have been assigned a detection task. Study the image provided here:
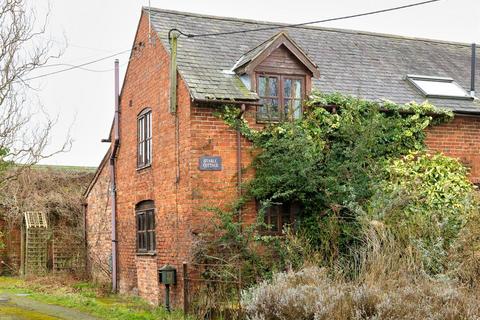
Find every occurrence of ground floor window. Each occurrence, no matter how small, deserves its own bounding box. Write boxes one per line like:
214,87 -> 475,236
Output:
261,202 -> 299,235
135,200 -> 156,253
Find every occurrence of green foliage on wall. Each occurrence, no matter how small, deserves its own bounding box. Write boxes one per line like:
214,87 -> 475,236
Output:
213,92 -> 475,275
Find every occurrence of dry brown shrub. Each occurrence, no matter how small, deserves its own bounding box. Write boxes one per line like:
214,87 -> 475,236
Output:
0,166 -> 94,275
242,221 -> 480,320
242,266 -> 480,320
448,206 -> 480,288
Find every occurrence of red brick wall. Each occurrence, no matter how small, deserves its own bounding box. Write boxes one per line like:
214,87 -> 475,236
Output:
189,105 -> 260,227
426,115 -> 480,183
136,255 -> 160,305
86,11 -> 480,310
110,11 -> 193,306
85,160 -> 112,284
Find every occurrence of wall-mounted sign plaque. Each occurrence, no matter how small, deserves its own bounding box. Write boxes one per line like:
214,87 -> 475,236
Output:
199,156 -> 222,171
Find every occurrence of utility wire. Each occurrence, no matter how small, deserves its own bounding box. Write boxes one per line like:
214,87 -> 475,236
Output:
35,62 -> 128,73
19,0 -> 441,81
21,49 -> 132,82
174,0 -> 441,39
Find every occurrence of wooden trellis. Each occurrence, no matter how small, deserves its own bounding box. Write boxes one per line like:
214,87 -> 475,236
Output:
52,231 -> 83,273
23,211 -> 49,275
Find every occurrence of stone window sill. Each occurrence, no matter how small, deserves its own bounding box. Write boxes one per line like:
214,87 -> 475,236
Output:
136,252 -> 157,257
136,164 -> 152,172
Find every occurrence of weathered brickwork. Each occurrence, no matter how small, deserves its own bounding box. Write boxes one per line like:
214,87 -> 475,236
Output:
85,156 -> 112,284
85,12 -> 480,311
136,256 -> 160,305
426,115 -> 480,183
86,12 -> 195,306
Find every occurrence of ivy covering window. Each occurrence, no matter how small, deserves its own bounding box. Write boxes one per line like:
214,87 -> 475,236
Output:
137,108 -> 152,168
262,203 -> 299,234
257,75 -> 304,122
135,200 -> 156,253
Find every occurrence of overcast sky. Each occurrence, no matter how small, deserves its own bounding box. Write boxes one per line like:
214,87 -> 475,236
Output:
28,0 -> 480,167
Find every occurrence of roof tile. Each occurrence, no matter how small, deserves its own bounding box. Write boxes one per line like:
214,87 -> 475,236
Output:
148,7 -> 480,113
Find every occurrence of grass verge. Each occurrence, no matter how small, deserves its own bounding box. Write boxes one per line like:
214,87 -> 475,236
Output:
0,275 -> 187,320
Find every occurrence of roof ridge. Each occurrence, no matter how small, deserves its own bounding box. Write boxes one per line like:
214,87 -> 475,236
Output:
144,6 -> 475,48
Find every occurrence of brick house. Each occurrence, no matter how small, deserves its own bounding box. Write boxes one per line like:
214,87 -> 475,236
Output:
84,7 -> 480,307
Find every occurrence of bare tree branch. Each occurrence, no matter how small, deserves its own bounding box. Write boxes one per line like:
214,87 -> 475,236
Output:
0,0 -> 70,185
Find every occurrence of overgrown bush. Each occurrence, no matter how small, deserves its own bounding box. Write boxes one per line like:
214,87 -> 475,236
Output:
218,92 -> 456,267
363,152 -> 476,274
0,166 -> 94,275
448,203 -> 480,286
242,266 -> 480,320
195,93 -> 480,319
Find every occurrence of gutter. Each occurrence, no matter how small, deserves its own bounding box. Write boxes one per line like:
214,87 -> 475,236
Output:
82,202 -> 88,272
193,98 -> 261,106
110,59 -> 120,293
471,43 -> 476,97
320,104 -> 480,117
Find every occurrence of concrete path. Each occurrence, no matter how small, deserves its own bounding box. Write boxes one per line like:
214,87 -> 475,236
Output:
0,293 -> 98,320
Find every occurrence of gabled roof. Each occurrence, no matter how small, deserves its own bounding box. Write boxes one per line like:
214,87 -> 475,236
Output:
233,32 -> 320,78
147,7 -> 480,114
83,120 -> 113,199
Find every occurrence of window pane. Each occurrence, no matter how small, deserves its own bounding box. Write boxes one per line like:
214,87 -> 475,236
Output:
281,203 -> 292,226
265,99 -> 279,118
271,211 -> 279,232
149,231 -> 155,251
294,80 -> 302,99
146,139 -> 151,164
258,105 -> 267,117
294,100 -> 302,119
265,206 -> 279,232
136,215 -> 140,249
139,118 -> 144,141
147,113 -> 152,139
148,211 -> 155,229
146,230 -> 151,250
284,79 -> 292,98
139,233 -> 144,250
284,99 -> 292,116
138,142 -> 144,165
270,98 -> 279,109
259,77 -> 266,96
269,77 -> 278,97
145,114 -> 149,140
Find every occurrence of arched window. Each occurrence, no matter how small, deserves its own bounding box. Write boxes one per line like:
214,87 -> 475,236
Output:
137,108 -> 152,168
135,200 -> 155,253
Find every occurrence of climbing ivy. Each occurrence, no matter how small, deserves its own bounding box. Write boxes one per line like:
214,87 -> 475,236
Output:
216,92 -> 455,258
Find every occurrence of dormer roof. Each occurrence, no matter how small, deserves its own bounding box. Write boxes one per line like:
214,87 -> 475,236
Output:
233,32 -> 320,78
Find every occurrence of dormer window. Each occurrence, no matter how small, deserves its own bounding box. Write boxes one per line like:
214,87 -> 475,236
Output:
232,32 -> 320,123
257,75 -> 304,121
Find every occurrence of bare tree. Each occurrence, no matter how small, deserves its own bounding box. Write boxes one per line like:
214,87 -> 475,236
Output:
0,0 -> 70,184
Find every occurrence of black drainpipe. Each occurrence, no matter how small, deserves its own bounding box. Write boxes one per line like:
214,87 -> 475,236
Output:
110,59 -> 120,293
471,43 -> 476,97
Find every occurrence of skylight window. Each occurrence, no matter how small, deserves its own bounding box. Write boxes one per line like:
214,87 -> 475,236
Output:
406,75 -> 472,100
